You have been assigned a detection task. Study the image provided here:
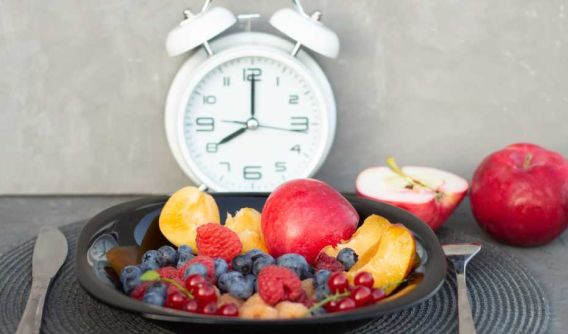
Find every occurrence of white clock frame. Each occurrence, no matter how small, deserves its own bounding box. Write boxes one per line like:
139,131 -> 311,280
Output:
164,32 -> 337,192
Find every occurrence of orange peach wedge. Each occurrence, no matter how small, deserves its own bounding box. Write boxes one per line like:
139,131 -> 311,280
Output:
321,214 -> 391,265
225,208 -> 268,253
159,186 -> 220,249
347,223 -> 416,295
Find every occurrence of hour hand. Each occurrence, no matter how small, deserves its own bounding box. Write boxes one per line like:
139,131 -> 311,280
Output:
217,126 -> 247,145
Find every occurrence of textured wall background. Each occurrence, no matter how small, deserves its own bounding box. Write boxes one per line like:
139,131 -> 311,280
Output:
1,0 -> 567,194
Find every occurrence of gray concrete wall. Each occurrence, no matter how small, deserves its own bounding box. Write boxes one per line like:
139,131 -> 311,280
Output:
1,0 -> 567,194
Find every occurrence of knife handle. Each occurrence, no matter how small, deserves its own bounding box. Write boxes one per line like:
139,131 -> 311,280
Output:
16,277 -> 51,334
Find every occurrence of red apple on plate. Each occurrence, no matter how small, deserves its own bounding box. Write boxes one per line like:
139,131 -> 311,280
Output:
356,157 -> 469,230
261,178 -> 359,264
471,143 -> 568,246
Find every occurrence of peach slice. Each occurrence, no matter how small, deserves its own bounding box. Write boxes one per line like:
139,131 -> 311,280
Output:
321,214 -> 391,264
225,208 -> 268,253
159,186 -> 220,249
347,223 -> 416,294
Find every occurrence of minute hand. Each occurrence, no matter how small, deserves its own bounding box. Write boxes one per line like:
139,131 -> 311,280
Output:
221,120 -> 307,133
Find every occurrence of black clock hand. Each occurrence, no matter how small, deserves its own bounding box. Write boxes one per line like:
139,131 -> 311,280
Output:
221,120 -> 307,133
250,75 -> 256,118
217,126 -> 247,145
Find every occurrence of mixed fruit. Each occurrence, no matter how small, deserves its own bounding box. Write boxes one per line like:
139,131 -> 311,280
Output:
107,178 -> 418,319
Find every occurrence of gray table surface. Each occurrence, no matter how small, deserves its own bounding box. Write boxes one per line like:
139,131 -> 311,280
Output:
0,195 -> 565,333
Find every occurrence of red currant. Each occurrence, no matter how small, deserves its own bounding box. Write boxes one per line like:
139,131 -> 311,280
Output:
185,274 -> 207,294
182,300 -> 199,313
354,272 -> 374,288
327,272 -> 349,293
165,291 -> 188,310
201,302 -> 218,315
350,286 -> 372,307
323,299 -> 340,312
371,288 -> 386,303
337,297 -> 356,312
217,303 -> 239,317
194,283 -> 217,306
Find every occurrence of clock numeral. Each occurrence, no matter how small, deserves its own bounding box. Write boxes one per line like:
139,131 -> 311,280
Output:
206,143 -> 218,153
276,76 -> 280,86
195,117 -> 215,132
243,166 -> 262,180
243,68 -> 262,81
203,95 -> 217,104
290,117 -> 309,131
219,161 -> 231,171
290,145 -> 301,154
288,94 -> 299,105
275,162 -> 287,172
223,77 -> 231,86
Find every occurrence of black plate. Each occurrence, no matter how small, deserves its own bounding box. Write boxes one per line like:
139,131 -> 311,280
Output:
76,193 -> 446,331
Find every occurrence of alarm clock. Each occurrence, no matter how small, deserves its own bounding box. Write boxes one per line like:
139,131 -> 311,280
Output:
164,0 -> 339,192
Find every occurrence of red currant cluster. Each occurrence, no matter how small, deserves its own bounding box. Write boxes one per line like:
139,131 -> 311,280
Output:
322,272 -> 386,313
164,274 -> 239,317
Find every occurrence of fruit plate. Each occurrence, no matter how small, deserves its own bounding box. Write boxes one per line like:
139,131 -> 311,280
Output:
76,193 -> 446,329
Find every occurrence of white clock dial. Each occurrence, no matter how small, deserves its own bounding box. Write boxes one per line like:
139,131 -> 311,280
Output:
180,55 -> 328,191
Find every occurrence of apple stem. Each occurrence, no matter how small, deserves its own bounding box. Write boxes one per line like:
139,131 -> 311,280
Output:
523,153 -> 533,170
386,156 -> 445,199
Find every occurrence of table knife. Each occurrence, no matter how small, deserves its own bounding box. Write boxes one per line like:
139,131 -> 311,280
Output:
16,227 -> 68,334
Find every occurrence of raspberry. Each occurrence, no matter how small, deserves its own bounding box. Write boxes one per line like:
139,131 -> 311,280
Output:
178,256 -> 216,282
301,279 -> 315,300
166,278 -> 185,296
130,282 -> 150,300
158,266 -> 181,280
257,265 -> 303,306
314,253 -> 344,272
196,223 -> 242,263
275,301 -> 309,319
295,290 -> 314,308
239,303 -> 279,319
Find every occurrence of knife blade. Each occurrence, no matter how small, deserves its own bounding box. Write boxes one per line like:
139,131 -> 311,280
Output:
16,227 -> 68,334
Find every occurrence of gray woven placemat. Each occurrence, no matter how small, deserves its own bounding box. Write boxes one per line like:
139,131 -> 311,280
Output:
0,222 -> 549,334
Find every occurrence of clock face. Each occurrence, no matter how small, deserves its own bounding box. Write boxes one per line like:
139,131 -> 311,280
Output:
180,54 -> 330,191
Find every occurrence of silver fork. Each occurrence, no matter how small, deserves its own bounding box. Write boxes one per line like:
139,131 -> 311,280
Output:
443,243 -> 482,334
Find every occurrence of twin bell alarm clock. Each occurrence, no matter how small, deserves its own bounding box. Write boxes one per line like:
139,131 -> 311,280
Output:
164,0 -> 340,192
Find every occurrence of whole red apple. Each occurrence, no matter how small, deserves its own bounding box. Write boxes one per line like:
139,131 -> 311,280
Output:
261,178 -> 359,264
356,158 -> 469,230
471,143 -> 568,246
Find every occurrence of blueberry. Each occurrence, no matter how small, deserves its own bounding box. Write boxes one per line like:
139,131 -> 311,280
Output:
311,307 -> 327,316
142,250 -> 159,264
218,271 -> 245,292
232,254 -> 252,275
146,282 -> 168,296
276,253 -> 309,278
315,269 -> 331,287
336,248 -> 358,271
214,258 -> 229,277
252,254 -> 275,276
315,284 -> 330,301
157,246 -> 177,267
227,274 -> 255,299
245,274 -> 257,293
143,291 -> 165,306
120,265 -> 142,294
245,249 -> 266,262
176,245 -> 194,268
137,261 -> 159,273
183,263 -> 208,279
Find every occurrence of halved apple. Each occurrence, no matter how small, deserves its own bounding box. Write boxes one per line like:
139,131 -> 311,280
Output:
159,186 -> 220,249
321,214 -> 391,264
356,158 -> 468,230
347,223 -> 416,294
